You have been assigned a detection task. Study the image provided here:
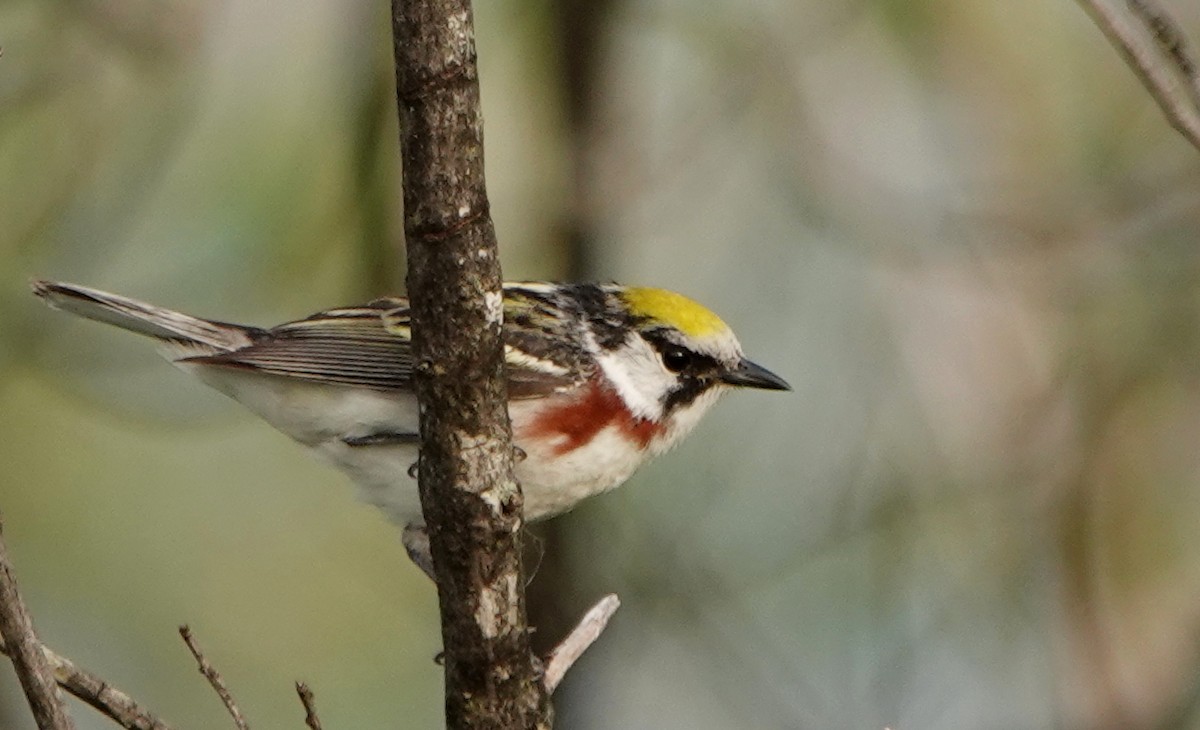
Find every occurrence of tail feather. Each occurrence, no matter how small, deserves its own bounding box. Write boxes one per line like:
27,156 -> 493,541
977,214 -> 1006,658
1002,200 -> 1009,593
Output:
31,280 -> 258,352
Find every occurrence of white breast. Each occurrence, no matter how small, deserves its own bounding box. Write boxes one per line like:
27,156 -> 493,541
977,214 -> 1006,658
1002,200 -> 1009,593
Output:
180,362 -> 715,526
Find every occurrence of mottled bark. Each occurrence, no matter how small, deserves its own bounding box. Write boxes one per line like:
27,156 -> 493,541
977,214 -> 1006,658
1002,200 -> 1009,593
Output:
0,517 -> 77,730
391,0 -> 551,727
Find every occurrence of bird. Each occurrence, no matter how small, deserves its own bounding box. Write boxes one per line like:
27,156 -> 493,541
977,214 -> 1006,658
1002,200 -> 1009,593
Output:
32,280 -> 789,572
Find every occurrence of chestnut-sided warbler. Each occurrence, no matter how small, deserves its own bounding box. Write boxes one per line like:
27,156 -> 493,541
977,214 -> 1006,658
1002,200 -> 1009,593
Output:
32,280 -> 788,538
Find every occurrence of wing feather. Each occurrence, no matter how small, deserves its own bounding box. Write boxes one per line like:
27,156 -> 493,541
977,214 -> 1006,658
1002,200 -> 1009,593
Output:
183,303 -> 413,390
185,296 -> 584,397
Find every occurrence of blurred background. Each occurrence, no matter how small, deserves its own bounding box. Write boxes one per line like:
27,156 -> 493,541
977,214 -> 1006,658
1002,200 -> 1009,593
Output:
3,0 -> 1200,727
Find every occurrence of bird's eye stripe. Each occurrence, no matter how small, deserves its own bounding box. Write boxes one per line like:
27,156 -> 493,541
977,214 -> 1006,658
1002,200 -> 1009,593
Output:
641,330 -> 722,375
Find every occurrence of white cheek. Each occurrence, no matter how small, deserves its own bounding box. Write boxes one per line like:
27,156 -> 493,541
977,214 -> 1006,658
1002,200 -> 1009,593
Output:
594,334 -> 672,420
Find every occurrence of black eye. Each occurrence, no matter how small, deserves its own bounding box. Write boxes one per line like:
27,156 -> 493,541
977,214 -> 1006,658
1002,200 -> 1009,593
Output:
661,347 -> 693,373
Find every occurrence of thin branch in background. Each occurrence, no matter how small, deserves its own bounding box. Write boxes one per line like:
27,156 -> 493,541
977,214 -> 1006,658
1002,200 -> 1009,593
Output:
178,625 -> 250,730
0,514 -> 77,730
1129,0 -> 1197,79
1076,0 -> 1200,151
542,594 -> 620,694
0,530 -> 175,730
294,682 -> 324,730
43,642 -> 176,730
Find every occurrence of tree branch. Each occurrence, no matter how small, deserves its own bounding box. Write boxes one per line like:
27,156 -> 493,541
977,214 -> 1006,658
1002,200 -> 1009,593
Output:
541,595 -> 619,695
0,635 -> 178,730
178,625 -> 250,730
0,515 -> 77,730
294,682 -> 324,730
391,0 -> 551,727
1076,0 -> 1200,151
0,517 -> 175,730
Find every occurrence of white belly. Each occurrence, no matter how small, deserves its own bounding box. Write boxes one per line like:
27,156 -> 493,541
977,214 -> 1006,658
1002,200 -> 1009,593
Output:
184,366 -> 653,526
307,423 -> 645,525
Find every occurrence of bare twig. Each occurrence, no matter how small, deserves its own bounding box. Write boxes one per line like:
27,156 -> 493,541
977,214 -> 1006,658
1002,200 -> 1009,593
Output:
178,625 -> 250,730
0,535 -> 173,730
542,594 -> 620,694
50,649 -> 175,730
0,635 -> 176,730
1129,0 -> 1198,80
1076,0 -> 1200,151
0,515 -> 76,730
294,682 -> 324,730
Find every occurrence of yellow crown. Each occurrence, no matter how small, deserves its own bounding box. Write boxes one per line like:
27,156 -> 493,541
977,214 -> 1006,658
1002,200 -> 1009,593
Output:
621,287 -> 729,339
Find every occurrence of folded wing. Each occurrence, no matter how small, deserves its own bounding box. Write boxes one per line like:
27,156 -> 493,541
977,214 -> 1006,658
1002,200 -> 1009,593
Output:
191,297 -> 583,398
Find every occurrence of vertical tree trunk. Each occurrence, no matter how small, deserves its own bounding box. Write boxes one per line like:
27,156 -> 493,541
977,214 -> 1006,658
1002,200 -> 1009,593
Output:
391,0 -> 551,726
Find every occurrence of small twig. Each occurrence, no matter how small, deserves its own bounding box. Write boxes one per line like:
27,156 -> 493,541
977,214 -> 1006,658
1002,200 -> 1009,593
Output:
0,634 -> 176,730
178,625 -> 250,730
541,593 -> 620,694
1076,0 -> 1200,152
294,682 -> 324,730
0,514 -> 77,730
1129,0 -> 1197,80
49,647 -> 175,730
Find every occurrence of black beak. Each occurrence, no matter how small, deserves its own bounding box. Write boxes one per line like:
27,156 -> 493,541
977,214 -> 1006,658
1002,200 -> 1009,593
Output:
721,359 -> 791,391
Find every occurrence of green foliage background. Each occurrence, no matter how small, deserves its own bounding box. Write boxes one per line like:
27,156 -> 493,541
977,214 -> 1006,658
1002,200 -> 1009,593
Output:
4,1 -> 1200,728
